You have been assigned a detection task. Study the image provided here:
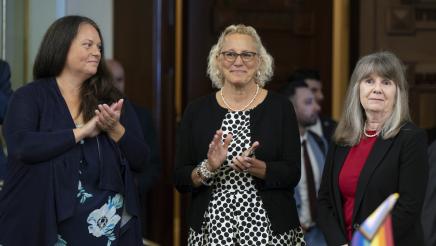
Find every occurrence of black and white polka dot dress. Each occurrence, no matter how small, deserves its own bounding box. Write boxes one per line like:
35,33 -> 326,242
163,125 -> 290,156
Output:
188,110 -> 306,246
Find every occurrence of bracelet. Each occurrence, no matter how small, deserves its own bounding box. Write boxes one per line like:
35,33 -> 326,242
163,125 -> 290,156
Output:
196,166 -> 213,186
196,166 -> 206,180
199,159 -> 216,179
196,167 -> 210,186
196,160 -> 216,186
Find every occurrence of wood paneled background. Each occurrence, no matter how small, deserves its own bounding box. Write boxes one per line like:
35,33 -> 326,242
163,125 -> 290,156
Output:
113,0 -> 333,245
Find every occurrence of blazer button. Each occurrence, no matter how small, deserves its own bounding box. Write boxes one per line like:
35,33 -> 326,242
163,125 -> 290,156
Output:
353,223 -> 360,230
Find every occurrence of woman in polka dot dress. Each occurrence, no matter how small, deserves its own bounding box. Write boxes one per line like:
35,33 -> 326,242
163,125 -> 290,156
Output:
174,24 -> 305,246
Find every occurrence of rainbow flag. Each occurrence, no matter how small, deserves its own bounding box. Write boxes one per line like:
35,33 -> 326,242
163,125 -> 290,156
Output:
351,193 -> 399,246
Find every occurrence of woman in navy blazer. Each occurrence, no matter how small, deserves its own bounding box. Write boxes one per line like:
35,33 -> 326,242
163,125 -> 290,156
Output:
0,16 -> 148,245
317,51 -> 428,246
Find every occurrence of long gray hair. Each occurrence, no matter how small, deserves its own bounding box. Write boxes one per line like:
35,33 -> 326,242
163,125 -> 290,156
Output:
333,51 -> 411,146
207,24 -> 273,88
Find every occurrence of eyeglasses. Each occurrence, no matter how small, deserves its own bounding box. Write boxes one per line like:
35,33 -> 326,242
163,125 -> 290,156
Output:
220,51 -> 257,63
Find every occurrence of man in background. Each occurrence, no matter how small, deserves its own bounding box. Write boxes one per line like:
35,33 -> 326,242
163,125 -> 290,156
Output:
0,59 -> 13,190
281,80 -> 327,246
106,59 -> 161,239
289,69 -> 336,145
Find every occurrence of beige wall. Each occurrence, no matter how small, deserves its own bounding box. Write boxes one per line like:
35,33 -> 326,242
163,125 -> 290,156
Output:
2,0 -> 113,89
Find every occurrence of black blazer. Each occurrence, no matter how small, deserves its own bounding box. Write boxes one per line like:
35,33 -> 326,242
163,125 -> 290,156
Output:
317,122 -> 428,246
319,115 -> 337,144
422,140 -> 436,246
173,92 -> 301,234
0,60 -> 13,181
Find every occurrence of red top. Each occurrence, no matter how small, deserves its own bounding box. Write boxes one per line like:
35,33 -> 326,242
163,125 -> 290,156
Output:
339,131 -> 377,240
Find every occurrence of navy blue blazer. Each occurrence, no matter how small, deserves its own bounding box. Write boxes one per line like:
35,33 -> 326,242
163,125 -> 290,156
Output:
317,122 -> 428,246
0,78 -> 148,245
0,60 -> 12,123
0,60 -> 13,181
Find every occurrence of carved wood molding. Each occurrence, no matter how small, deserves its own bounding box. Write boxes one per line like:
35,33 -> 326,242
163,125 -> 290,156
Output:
212,0 -> 314,36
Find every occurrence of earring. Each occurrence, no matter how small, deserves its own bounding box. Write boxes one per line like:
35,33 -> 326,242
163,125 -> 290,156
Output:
257,71 -> 261,78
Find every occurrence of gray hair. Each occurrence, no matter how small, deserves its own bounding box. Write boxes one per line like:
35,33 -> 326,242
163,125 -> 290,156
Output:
207,24 -> 274,88
334,51 -> 411,146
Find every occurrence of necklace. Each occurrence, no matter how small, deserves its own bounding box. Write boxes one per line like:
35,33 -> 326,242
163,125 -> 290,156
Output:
363,122 -> 379,138
220,84 -> 260,112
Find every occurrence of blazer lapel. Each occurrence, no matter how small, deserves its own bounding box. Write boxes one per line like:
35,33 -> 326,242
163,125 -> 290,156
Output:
352,137 -> 394,223
49,78 -> 77,129
332,145 -> 350,233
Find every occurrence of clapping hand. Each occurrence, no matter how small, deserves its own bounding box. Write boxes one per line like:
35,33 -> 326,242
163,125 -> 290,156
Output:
231,141 -> 259,172
206,130 -> 232,171
82,116 -> 100,138
73,116 -> 100,143
231,141 -> 267,179
95,99 -> 125,141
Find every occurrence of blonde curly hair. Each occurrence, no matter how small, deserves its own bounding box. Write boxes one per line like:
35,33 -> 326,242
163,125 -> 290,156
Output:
207,24 -> 274,88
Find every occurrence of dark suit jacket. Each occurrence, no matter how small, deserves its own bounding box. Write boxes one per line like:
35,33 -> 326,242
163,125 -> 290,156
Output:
422,140 -> 436,246
131,104 -> 161,194
131,104 -> 161,237
317,122 -> 428,246
174,92 -> 301,234
0,60 -> 13,182
426,127 -> 436,145
0,60 -> 12,123
319,115 -> 337,144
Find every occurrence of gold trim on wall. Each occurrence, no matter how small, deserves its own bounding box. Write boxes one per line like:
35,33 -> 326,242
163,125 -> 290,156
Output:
175,0 -> 183,121
332,0 -> 349,121
173,0 -> 183,246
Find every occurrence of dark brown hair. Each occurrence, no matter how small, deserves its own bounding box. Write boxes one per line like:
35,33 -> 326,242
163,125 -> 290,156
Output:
33,15 -> 122,122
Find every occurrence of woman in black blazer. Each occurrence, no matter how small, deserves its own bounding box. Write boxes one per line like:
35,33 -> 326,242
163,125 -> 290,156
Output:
317,51 -> 428,246
174,24 -> 305,245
